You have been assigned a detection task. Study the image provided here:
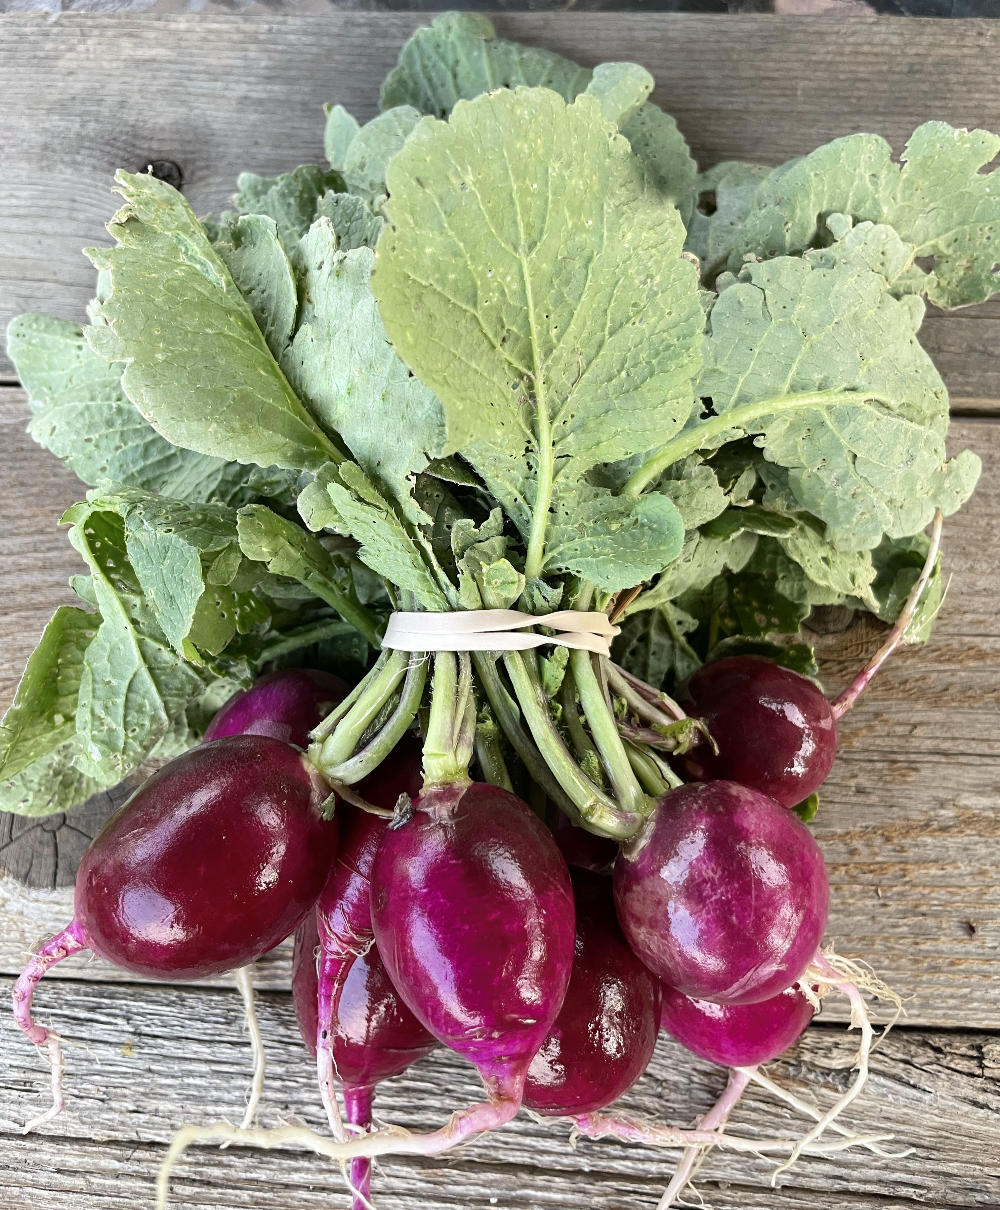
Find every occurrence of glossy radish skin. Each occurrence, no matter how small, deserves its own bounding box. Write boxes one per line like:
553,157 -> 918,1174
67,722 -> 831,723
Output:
76,736 -> 337,980
659,983 -> 815,1067
555,816 -> 619,874
293,910 -> 435,1074
203,668 -> 350,749
296,745 -> 430,1210
679,657 -> 837,808
614,781 -> 829,1005
524,869 -> 660,1115
371,781 -> 576,1099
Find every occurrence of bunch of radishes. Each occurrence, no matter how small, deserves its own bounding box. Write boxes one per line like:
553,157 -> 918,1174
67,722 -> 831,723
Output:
14,542 -> 934,1208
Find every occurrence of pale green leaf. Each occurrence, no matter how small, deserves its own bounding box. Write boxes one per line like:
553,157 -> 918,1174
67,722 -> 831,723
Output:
699,253 -> 973,550
231,164 -> 345,256
868,531 -> 943,644
343,107 -> 422,200
583,62 -> 653,126
324,103 -> 361,172
281,225 -> 446,524
0,607 -> 113,816
683,161 -> 770,281
9,313 -> 295,505
380,12 -> 592,118
621,102 -> 698,225
373,88 -> 703,592
315,191 -> 385,251
85,172 -> 342,475
214,214 -> 297,359
67,512 -> 208,780
314,463 -> 449,610
778,521 -> 878,609
729,122 -> 1000,307
655,458 -> 729,530
634,529 -> 758,612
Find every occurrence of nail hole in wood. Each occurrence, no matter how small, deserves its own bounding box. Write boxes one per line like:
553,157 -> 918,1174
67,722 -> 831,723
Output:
145,159 -> 184,191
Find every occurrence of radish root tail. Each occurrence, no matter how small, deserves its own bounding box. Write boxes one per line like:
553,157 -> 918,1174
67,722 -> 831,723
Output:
10,921 -> 88,1132
234,966 -> 265,1132
768,948 -> 903,1179
657,1067 -> 753,1209
156,1092 -> 525,1210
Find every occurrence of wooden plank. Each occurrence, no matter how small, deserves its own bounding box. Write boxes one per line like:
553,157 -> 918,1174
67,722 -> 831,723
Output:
1,977 -> 998,1209
3,14 -> 1000,390
2,395 -> 1000,1026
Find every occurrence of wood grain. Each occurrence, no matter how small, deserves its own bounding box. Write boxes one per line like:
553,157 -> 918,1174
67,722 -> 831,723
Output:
1,977 -> 998,1209
2,392 -> 1000,1026
3,14 -> 1000,391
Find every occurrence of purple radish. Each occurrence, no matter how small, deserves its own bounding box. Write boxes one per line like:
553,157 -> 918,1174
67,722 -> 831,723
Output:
614,780 -> 829,1004
13,735 -> 337,1126
659,983 -> 815,1068
678,657 -> 837,808
292,905 -> 436,1208
296,735 -> 427,1206
554,816 -> 619,874
523,868 -> 660,1116
654,984 -> 815,1207
371,780 -> 576,1146
204,668 -> 350,749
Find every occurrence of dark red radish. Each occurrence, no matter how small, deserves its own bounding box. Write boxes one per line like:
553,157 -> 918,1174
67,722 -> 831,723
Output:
614,780 -> 829,1005
659,983 -> 815,1068
524,868 -> 660,1116
292,908 -> 435,1208
371,780 -> 576,1143
555,816 -> 619,874
678,657 -> 837,809
204,668 -> 350,749
12,735 -> 337,1126
293,738 -> 428,1210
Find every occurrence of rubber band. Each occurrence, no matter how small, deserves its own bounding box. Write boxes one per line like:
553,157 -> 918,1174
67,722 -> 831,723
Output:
381,610 -> 621,656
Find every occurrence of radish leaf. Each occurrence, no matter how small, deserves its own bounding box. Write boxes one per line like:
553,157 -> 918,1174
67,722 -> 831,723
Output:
373,87 -> 702,592
85,171 -> 343,475
281,223 -> 446,525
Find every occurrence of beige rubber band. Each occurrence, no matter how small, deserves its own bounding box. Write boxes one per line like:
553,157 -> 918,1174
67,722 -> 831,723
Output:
382,610 -> 621,656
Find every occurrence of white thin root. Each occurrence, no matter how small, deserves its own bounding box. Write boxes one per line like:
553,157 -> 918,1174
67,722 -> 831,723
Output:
234,966 -> 265,1133
657,1068 -> 752,1209
17,1035 -> 66,1134
768,949 -> 904,1179
157,1117 -> 894,1210
743,1067 -> 912,1159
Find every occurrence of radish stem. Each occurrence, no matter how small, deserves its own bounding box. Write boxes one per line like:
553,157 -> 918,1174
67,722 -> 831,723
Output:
831,509 -> 943,719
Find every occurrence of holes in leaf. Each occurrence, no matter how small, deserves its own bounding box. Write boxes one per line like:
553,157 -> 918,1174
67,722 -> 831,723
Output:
914,255 -> 937,275
977,150 -> 1000,177
696,190 -> 717,217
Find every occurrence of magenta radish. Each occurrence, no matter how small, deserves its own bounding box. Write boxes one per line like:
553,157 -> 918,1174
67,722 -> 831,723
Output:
678,657 -> 837,808
523,868 -> 660,1116
294,734 -> 426,1208
292,905 -> 436,1207
13,735 -> 337,1126
659,983 -> 815,1068
204,668 -> 350,749
371,775 -> 576,1143
614,780 -> 829,1004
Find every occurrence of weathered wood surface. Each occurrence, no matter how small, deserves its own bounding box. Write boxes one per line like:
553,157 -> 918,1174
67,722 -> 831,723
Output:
1,977 -> 998,1209
3,14 -> 1000,391
4,382 -> 999,1025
